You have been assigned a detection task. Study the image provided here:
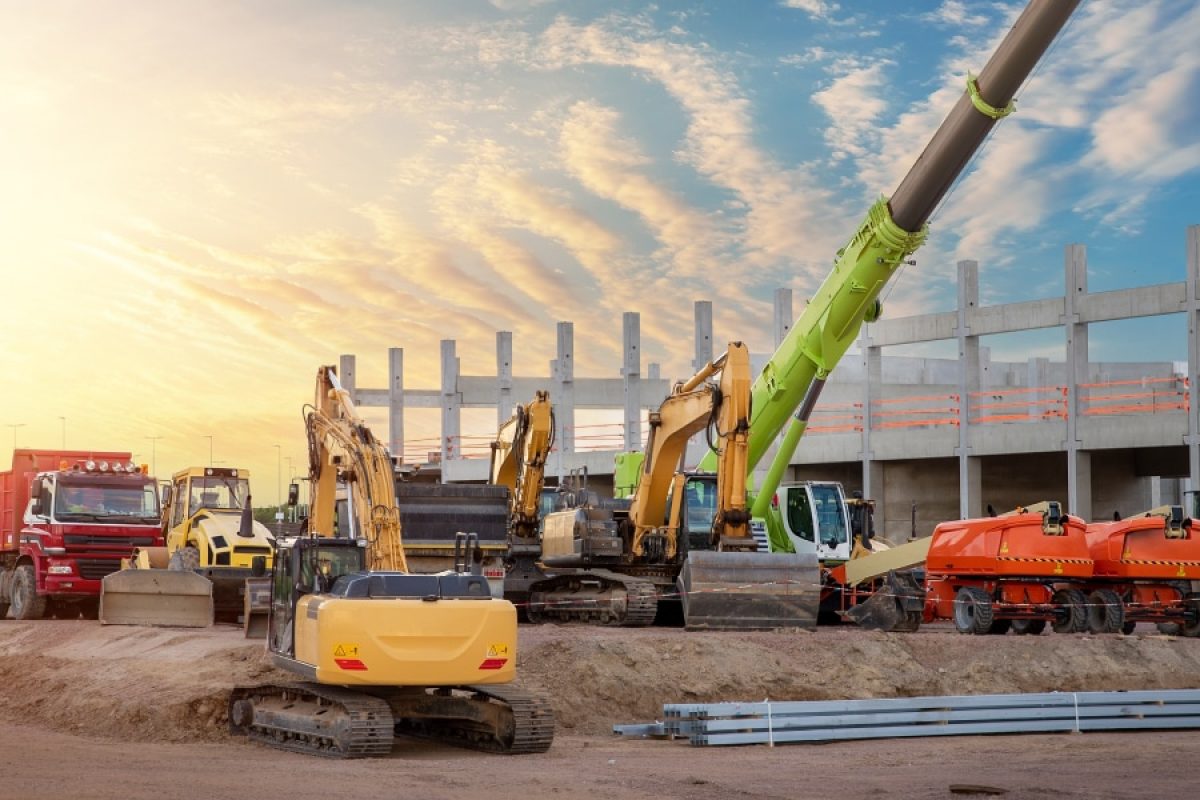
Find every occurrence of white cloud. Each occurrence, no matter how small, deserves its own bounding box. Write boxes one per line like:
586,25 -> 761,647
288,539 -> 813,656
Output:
921,1 -> 989,28
780,0 -> 839,20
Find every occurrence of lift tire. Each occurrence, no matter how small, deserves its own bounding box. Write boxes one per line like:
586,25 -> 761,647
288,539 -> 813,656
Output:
168,546 -> 202,571
1087,589 -> 1125,634
953,587 -> 993,635
11,564 -> 48,620
1181,594 -> 1200,638
986,619 -> 1012,635
1051,588 -> 1088,634
1011,619 -> 1047,636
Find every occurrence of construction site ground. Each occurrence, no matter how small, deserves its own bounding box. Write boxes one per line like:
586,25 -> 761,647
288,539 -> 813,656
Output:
1,619 -> 1197,799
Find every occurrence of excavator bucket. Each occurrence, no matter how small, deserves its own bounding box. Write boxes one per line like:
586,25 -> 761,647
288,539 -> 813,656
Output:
678,551 -> 820,630
242,577 -> 272,638
99,569 -> 214,628
845,570 -> 926,632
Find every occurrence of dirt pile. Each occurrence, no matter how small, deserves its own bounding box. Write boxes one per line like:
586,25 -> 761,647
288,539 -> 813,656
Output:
2,620 -> 1199,743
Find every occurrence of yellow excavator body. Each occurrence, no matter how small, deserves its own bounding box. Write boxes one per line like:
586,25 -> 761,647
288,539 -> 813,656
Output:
292,593 -> 517,686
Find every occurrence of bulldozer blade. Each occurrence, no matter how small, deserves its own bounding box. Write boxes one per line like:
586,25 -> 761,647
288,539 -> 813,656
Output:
99,569 -> 214,628
846,570 -> 926,632
243,577 -> 272,639
679,551 -> 820,630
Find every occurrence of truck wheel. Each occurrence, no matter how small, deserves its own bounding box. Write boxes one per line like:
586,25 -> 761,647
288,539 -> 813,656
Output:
11,564 -> 48,620
1087,589 -> 1125,634
1181,594 -> 1200,638
1011,619 -> 1046,636
953,587 -> 993,635
987,619 -> 1012,635
1051,588 -> 1087,634
168,545 -> 201,571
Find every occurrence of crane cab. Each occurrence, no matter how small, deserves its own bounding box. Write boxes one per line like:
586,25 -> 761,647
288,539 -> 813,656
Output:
774,482 -> 854,562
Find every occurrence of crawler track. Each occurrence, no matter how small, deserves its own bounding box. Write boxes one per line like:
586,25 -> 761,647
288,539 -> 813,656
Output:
527,569 -> 659,626
229,681 -> 555,758
228,683 -> 394,759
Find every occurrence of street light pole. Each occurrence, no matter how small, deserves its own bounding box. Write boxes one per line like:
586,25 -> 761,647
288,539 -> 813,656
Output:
204,435 -> 214,467
274,443 -> 282,522
7,423 -> 26,450
144,436 -> 163,475
58,416 -> 67,449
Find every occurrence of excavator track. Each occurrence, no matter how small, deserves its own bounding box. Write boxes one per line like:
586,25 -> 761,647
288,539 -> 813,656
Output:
383,683 -> 555,754
228,683 -> 395,759
527,569 -> 658,626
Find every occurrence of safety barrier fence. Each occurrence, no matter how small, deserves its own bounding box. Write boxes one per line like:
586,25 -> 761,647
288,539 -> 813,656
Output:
404,375 -> 1187,459
614,689 -> 1200,747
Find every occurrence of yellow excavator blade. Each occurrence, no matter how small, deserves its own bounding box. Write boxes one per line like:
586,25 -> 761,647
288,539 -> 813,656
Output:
99,568 -> 214,628
678,551 -> 820,630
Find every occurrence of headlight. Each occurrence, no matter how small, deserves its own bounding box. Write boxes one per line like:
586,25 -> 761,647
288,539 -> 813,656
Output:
47,564 -> 73,575
127,462 -> 137,473
98,461 -> 110,472
112,463 -> 125,473
85,460 -> 96,471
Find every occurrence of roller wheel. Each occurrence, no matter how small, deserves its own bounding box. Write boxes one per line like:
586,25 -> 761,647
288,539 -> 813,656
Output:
953,587 -> 993,635
1011,619 -> 1047,636
1087,588 -> 1125,634
11,564 -> 48,620
1182,594 -> 1200,638
1051,588 -> 1088,634
987,619 -> 1012,635
168,545 -> 201,571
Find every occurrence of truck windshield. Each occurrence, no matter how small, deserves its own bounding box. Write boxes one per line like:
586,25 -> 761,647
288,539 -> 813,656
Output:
190,477 -> 250,512
55,480 -> 160,520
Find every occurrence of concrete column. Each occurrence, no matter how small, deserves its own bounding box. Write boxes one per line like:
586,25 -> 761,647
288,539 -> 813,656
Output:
622,312 -> 641,452
693,301 -> 713,373
497,331 -> 513,426
648,363 -> 660,381
1027,357 -> 1049,420
955,260 -> 982,519
388,348 -> 404,463
338,354 -> 357,400
554,322 -> 575,480
1187,225 -> 1200,492
859,328 -> 878,498
440,340 -> 460,464
1064,244 -> 1092,519
773,288 -> 793,349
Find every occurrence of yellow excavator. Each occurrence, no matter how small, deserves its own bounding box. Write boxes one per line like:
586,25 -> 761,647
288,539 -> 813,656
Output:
228,365 -> 554,758
489,390 -> 556,612
532,342 -> 820,628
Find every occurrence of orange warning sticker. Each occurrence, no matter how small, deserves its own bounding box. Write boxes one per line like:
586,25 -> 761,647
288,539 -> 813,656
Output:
487,643 -> 510,658
333,643 -> 360,658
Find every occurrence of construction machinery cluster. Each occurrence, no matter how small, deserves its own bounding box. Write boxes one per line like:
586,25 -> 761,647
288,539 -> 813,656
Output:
3,0 -> 1194,762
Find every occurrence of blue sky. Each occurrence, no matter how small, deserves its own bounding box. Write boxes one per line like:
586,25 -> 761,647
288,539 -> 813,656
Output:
0,0 -> 1198,488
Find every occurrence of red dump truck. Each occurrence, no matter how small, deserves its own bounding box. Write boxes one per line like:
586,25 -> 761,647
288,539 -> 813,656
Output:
0,449 -> 162,619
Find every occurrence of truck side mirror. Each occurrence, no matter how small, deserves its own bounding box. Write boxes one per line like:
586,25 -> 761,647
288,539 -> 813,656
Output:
30,477 -> 47,517
161,484 -> 173,508
287,483 -> 299,507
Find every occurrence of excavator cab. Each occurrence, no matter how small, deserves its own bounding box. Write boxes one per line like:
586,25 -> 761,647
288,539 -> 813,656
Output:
268,536 -> 366,658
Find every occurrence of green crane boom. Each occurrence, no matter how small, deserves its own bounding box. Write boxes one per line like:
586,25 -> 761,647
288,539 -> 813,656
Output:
698,0 -> 1081,539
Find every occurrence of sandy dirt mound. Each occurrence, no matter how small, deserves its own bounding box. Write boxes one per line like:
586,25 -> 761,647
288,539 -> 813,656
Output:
1,620 -> 1199,743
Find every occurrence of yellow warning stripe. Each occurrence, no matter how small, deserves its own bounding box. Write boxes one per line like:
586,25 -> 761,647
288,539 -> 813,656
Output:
1120,559 -> 1200,567
995,556 -> 1090,564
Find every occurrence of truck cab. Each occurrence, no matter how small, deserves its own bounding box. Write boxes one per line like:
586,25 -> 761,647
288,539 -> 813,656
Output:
1,450 -> 162,619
